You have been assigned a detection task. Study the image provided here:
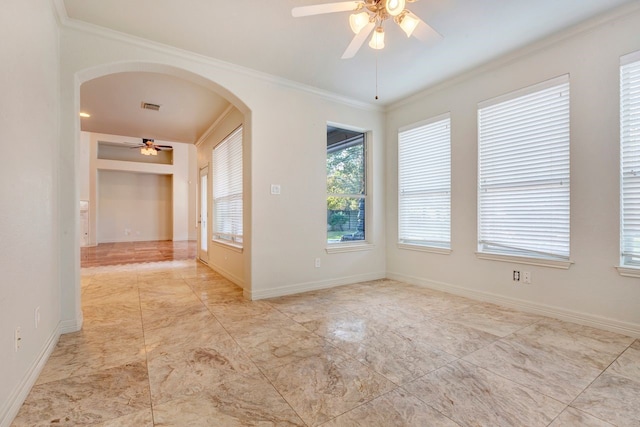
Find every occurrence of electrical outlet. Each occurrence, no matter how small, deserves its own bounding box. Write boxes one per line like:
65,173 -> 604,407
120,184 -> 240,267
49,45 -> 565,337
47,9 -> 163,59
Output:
15,327 -> 21,352
35,306 -> 41,329
522,271 -> 531,284
513,270 -> 520,281
315,258 -> 321,268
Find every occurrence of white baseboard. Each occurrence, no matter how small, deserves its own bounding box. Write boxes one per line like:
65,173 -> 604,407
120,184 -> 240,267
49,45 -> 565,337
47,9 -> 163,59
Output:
0,325 -> 61,427
387,271 -> 640,338
247,271 -> 387,300
59,313 -> 83,334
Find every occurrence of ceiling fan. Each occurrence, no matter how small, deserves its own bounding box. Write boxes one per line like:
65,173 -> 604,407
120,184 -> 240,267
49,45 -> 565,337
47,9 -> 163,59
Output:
130,138 -> 173,156
292,0 -> 442,59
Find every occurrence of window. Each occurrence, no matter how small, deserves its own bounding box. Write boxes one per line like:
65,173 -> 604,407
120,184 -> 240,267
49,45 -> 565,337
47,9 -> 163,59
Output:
212,126 -> 243,246
327,126 -> 366,244
398,113 -> 451,250
621,53 -> 640,268
478,75 -> 570,264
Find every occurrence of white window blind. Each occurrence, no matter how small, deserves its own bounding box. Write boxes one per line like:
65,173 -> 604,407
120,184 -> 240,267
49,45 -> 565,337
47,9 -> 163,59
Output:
621,53 -> 640,267
398,114 -> 451,249
478,76 -> 570,260
213,126 -> 243,245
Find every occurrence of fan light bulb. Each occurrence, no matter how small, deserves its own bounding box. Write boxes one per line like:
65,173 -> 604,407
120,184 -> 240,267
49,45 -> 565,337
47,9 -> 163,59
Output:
369,27 -> 385,50
349,12 -> 369,34
397,12 -> 419,37
140,147 -> 158,156
385,0 -> 405,17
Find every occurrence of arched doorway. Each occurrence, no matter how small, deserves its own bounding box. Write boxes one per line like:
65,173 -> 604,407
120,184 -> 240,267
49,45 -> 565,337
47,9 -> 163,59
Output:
66,62 -> 252,331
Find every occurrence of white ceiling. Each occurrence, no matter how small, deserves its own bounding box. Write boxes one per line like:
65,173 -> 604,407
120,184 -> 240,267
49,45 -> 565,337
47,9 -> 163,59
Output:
65,0 -> 636,141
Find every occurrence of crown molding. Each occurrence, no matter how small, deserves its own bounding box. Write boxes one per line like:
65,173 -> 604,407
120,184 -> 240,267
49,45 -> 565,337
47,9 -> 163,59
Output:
195,104 -> 235,147
387,1 -> 640,112
52,0 -> 68,25
53,1 -> 382,113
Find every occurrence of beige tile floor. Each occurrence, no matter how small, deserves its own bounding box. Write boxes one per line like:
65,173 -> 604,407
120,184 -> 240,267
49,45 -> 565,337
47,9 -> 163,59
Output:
12,260 -> 640,426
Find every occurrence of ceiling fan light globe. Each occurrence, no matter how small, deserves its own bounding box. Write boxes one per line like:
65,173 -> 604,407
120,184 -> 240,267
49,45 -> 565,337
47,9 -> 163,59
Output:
349,11 -> 370,34
369,27 -> 385,50
398,12 -> 419,37
140,146 -> 158,156
385,0 -> 405,17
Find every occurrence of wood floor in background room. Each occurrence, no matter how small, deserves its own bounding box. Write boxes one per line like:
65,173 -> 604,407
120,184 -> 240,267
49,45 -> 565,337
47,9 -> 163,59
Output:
81,240 -> 197,267
11,259 -> 640,426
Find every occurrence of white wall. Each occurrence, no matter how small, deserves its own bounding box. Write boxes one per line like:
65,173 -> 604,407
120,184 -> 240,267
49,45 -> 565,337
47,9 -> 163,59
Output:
97,171 -> 173,242
249,87 -> 386,299
386,6 -> 640,336
0,1 -> 62,425
78,131 -> 90,200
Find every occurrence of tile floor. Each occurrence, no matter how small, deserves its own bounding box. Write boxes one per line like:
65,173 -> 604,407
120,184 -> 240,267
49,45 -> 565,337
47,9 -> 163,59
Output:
12,259 -> 640,426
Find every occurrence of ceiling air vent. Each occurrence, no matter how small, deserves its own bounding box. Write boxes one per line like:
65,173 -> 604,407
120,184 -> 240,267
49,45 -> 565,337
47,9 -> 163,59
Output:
141,102 -> 161,111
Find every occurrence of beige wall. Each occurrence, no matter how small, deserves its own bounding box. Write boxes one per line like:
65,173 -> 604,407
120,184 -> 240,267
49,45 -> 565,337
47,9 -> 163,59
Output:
385,6 -> 640,335
196,107 -> 246,287
97,170 -> 173,242
80,132 -> 196,245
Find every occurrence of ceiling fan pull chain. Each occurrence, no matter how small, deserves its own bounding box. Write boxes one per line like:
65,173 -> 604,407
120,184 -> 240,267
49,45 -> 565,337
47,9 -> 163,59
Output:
375,48 -> 379,100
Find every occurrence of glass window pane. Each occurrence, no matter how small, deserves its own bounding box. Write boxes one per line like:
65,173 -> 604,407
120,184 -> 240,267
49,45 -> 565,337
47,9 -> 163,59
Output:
327,197 -> 365,243
327,143 -> 365,195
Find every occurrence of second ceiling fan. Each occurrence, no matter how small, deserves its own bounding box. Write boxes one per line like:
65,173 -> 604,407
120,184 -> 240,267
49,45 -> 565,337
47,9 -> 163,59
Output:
292,0 -> 442,59
132,138 -> 173,156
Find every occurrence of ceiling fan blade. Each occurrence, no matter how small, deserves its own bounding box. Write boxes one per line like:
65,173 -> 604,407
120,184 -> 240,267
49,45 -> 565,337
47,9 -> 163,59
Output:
341,22 -> 375,59
411,18 -> 443,44
292,1 -> 361,18
155,145 -> 173,149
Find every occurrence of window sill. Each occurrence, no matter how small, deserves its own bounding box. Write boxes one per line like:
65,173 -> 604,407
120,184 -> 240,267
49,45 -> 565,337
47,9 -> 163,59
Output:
211,239 -> 243,253
326,243 -> 375,254
616,266 -> 640,278
475,252 -> 573,269
397,243 -> 451,255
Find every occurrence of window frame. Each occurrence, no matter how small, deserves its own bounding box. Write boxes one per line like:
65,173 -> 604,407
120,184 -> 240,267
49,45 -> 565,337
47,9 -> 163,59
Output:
397,112 -> 452,253
325,124 -> 373,252
212,125 -> 243,249
476,75 -> 572,269
618,50 -> 640,277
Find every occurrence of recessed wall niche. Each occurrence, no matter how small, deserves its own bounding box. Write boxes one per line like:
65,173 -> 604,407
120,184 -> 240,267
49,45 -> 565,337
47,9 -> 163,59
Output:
97,141 -> 173,164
